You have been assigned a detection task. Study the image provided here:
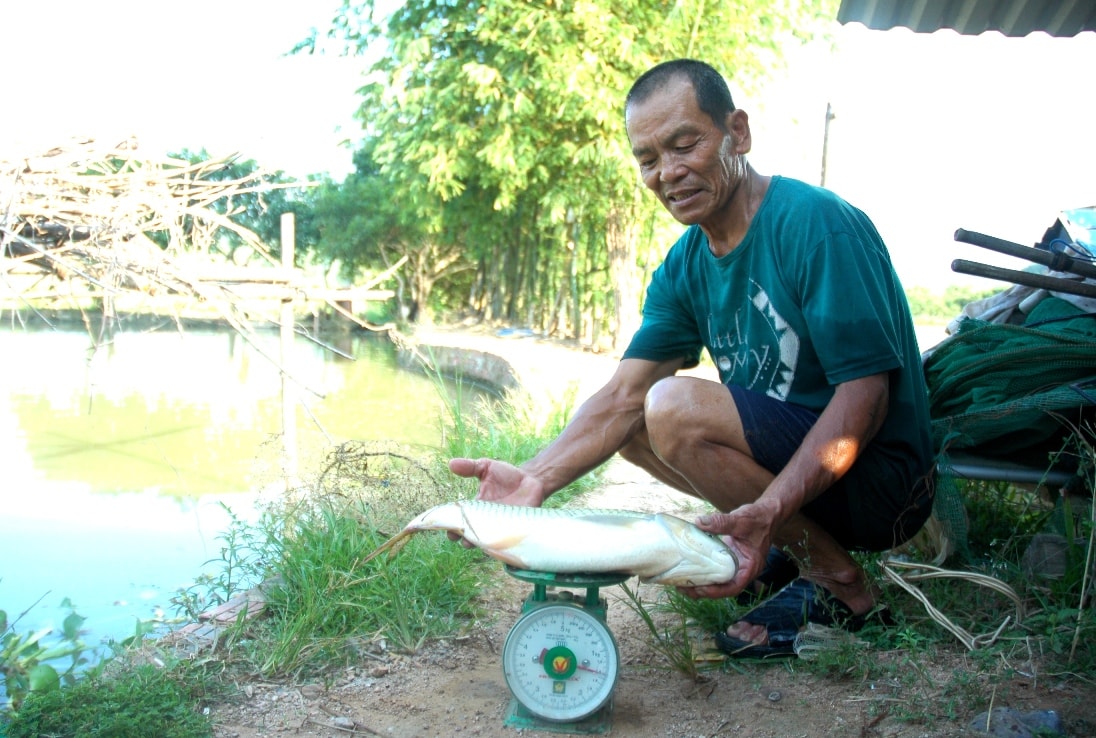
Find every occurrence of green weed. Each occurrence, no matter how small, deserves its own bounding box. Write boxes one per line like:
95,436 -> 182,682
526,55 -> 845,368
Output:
4,662 -> 213,738
961,479 -> 1052,563
171,503 -> 267,621
1,597 -> 90,712
255,497 -> 488,676
617,583 -> 701,678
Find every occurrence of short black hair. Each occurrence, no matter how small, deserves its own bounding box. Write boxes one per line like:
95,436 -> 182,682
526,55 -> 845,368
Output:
625,59 -> 736,131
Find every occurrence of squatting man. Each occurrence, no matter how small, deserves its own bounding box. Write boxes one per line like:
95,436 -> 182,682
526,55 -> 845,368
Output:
449,58 -> 934,657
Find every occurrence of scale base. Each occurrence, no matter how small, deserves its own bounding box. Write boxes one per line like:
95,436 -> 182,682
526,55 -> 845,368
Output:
503,697 -> 613,735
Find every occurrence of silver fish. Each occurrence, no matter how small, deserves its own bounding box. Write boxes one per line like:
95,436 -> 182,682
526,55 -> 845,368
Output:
363,499 -> 737,587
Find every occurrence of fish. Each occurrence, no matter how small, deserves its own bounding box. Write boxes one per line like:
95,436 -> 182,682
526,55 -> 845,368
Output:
363,499 -> 738,587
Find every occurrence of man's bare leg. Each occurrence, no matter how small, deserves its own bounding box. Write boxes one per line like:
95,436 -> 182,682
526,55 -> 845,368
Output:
621,376 -> 876,645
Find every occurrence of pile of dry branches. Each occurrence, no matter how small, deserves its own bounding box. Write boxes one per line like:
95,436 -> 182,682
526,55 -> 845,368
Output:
0,136 -> 295,321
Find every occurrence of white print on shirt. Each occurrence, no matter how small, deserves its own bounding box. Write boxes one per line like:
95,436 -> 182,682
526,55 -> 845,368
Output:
707,281 -> 799,400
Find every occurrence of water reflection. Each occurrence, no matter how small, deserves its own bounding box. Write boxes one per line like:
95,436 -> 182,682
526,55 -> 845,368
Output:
2,328 -> 446,497
0,326 -> 455,659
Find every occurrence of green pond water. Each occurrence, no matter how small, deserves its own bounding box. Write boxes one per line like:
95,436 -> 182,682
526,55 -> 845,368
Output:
0,325 -> 462,665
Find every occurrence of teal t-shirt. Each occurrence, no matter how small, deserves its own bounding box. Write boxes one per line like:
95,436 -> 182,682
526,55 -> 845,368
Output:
624,176 -> 933,479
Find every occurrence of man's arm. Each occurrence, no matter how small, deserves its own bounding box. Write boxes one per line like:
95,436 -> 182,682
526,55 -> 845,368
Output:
754,371 -> 890,525
449,355 -> 685,507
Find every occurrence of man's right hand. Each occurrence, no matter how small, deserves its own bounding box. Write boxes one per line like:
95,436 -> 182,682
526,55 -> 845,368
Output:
447,457 -> 547,508
446,458 -> 546,546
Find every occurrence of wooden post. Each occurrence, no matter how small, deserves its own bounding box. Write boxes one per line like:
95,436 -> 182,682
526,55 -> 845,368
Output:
280,213 -> 298,489
820,102 -> 835,188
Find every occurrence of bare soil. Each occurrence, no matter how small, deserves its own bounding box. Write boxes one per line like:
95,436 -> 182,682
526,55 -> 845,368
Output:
208,641 -> 1093,738
207,463 -> 1096,738
207,328 -> 1096,738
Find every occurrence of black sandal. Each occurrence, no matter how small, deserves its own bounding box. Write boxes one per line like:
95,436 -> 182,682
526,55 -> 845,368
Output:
717,578 -> 890,658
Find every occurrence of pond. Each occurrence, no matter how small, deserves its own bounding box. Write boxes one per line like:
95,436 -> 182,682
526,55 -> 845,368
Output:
0,324 -> 461,668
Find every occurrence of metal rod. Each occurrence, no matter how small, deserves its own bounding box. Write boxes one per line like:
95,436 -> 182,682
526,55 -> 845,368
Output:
950,259 -> 1096,298
954,228 -> 1096,280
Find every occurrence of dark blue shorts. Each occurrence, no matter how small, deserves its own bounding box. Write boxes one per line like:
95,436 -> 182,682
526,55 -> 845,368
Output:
728,385 -> 933,552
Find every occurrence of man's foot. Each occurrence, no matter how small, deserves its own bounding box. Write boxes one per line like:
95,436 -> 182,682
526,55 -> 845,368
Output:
715,578 -> 888,658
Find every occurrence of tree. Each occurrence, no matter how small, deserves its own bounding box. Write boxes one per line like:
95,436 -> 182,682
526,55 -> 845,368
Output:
310,0 -> 836,344
309,141 -> 474,319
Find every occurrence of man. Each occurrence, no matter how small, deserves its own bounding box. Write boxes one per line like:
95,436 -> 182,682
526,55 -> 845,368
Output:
450,59 -> 934,657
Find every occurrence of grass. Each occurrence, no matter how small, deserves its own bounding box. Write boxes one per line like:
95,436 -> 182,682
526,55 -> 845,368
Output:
5,660 -> 218,738
617,582 -> 705,679
255,493 -> 488,675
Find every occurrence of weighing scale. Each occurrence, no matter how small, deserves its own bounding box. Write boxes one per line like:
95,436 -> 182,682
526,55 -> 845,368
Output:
502,566 -> 628,734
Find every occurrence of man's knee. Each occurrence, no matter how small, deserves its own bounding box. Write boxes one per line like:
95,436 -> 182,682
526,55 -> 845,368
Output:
643,376 -> 699,458
645,376 -> 749,462
643,376 -> 689,430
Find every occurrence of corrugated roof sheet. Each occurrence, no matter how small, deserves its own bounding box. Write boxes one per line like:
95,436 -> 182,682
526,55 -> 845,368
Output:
837,0 -> 1096,37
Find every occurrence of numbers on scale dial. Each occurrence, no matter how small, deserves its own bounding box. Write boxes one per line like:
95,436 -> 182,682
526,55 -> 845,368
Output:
503,603 -> 619,721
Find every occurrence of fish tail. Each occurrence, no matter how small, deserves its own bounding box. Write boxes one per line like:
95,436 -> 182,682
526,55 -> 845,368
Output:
361,529 -> 415,564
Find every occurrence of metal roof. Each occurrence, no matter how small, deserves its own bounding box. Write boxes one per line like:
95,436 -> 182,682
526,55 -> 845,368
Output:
837,0 -> 1096,37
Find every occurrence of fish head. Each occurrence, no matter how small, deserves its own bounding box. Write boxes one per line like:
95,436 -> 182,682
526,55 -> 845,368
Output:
644,514 -> 739,587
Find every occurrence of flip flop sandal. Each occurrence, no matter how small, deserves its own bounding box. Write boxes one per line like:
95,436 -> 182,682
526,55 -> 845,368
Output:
734,546 -> 799,606
714,628 -> 799,658
716,578 -> 888,659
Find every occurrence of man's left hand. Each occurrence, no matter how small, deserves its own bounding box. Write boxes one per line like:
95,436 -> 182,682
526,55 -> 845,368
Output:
677,502 -> 778,599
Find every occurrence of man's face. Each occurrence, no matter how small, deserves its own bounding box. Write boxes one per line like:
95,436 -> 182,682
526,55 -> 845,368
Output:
626,76 -> 743,228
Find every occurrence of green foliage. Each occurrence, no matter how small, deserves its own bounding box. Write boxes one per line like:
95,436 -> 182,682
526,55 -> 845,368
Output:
960,479 -> 1049,562
954,428 -> 1095,672
171,453 -> 489,678
308,145 -> 400,279
302,0 -> 837,336
905,285 -> 998,322
1,598 -> 90,712
308,143 -> 479,319
5,663 -> 213,738
340,0 -> 834,210
171,503 -> 268,621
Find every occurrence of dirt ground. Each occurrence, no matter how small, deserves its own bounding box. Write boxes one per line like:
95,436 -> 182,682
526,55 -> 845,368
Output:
208,633 -> 1093,738
208,329 -> 1096,737
206,461 -> 1096,738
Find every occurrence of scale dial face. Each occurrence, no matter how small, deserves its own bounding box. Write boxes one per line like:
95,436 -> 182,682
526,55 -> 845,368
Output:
502,603 -> 619,723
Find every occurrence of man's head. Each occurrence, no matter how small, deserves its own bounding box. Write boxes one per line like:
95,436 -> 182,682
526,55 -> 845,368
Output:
625,60 -> 752,231
625,59 -> 736,132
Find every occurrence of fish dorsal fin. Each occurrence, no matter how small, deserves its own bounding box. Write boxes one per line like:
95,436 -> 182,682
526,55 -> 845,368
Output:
651,512 -> 688,528
576,512 -> 643,526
